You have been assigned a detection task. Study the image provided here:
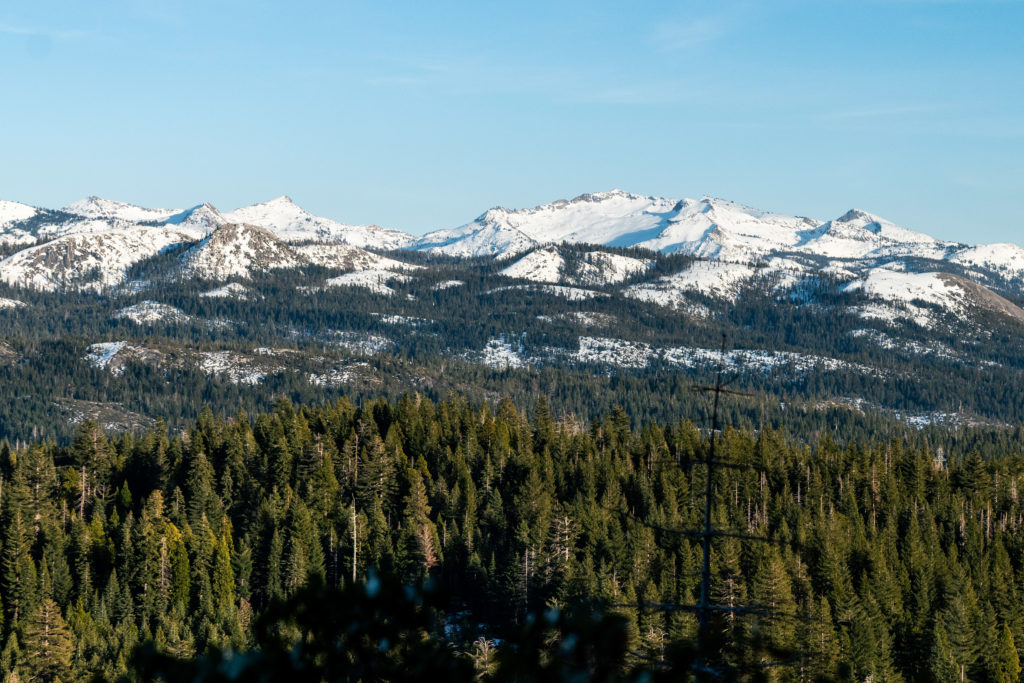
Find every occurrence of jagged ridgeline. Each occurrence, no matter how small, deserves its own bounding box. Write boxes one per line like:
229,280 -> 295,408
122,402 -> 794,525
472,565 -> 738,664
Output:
0,394 -> 1023,680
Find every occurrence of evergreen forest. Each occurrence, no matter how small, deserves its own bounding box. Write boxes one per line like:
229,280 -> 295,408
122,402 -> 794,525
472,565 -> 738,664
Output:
0,393 -> 1022,680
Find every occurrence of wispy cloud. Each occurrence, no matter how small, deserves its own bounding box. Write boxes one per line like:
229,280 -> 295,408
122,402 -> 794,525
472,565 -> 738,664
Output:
651,2 -> 756,51
0,24 -> 85,39
0,23 -> 88,58
821,103 -> 944,121
652,16 -> 731,50
359,56 -> 580,99
0,23 -> 87,40
580,80 -> 699,106
362,58 -> 453,87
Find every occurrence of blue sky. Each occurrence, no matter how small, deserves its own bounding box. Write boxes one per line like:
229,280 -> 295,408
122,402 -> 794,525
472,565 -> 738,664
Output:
1,1 -> 1022,242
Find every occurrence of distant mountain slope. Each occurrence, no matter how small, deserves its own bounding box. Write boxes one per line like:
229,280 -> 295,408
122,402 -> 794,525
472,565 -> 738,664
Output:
0,201 -> 42,246
843,268 -> 1024,327
796,209 -> 946,260
408,189 -> 966,265
0,201 -> 38,229
951,243 -> 1024,280
412,191 -> 824,260
181,223 -> 308,279
414,190 -> 681,258
223,196 -> 414,249
0,227 -> 196,291
179,223 -> 414,281
3,195 -> 412,252
501,246 -> 652,286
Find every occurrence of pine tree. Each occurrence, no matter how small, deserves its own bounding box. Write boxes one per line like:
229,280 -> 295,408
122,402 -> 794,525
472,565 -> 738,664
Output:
991,623 -> 1021,683
943,576 -> 980,682
399,468 -> 440,579
749,545 -> 796,658
70,421 -> 111,512
20,598 -> 74,682
212,531 -> 235,620
185,451 -> 219,527
2,505 -> 38,625
930,615 -> 960,682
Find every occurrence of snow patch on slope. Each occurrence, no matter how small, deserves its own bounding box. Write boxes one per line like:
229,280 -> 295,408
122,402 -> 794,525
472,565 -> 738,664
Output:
200,282 -> 251,299
501,248 -> 564,282
85,342 -> 130,373
475,338 -> 526,368
573,251 -> 652,285
432,280 -> 465,290
952,244 -> 1024,279
324,269 -> 412,295
115,301 -> 191,325
624,261 -> 760,307
844,269 -> 967,318
851,302 -> 934,328
0,297 -> 27,310
294,243 -> 415,272
501,247 -> 652,286
567,336 -> 879,376
308,362 -> 378,387
198,351 -> 280,385
487,284 -> 609,301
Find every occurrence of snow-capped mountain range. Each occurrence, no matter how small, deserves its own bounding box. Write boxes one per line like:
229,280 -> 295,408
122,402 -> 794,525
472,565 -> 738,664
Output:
412,190 -> 965,264
1,190 -> 1023,320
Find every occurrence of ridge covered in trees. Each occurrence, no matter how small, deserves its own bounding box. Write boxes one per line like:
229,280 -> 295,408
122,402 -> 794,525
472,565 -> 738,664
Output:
0,394 -> 1022,680
3,243 -> 1024,445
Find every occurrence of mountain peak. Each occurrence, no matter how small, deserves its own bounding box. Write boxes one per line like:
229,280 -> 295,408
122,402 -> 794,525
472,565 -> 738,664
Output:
578,189 -> 633,199
64,196 -> 182,223
164,203 -> 225,233
831,209 -> 895,236
182,222 -> 306,280
221,197 -> 413,250
63,196 -> 119,214
567,189 -> 647,205
486,190 -> 649,218
838,208 -> 880,223
229,195 -> 308,217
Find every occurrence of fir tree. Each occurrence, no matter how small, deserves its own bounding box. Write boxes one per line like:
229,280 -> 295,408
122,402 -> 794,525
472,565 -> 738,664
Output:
20,598 -> 74,682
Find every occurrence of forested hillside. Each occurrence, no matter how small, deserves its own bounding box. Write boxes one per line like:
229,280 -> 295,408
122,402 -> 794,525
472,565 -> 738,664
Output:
4,243 -> 1024,447
0,394 -> 1022,680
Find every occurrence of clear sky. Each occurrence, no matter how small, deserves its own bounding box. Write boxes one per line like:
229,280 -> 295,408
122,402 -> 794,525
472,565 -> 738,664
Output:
1,1 -> 1022,242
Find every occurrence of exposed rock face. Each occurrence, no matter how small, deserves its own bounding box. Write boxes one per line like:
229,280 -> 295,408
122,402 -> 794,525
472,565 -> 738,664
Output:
940,273 -> 1024,324
180,223 -> 308,280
